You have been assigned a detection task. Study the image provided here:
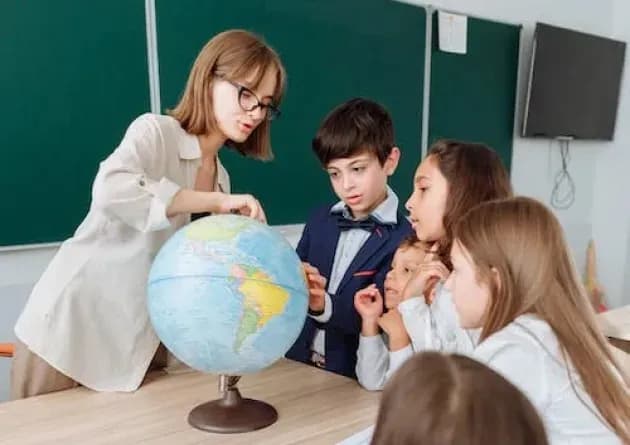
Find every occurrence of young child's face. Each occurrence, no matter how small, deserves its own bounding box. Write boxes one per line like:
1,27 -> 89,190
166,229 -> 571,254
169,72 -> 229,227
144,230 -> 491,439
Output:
405,155 -> 449,242
326,150 -> 399,220
445,239 -> 492,329
212,67 -> 277,143
384,244 -> 425,309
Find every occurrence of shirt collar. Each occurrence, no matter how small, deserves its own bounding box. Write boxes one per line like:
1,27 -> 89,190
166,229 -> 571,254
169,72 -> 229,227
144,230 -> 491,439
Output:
179,133 -> 202,160
330,186 -> 399,224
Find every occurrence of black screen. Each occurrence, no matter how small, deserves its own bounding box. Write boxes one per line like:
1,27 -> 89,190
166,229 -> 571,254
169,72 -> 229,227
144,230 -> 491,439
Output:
523,23 -> 626,140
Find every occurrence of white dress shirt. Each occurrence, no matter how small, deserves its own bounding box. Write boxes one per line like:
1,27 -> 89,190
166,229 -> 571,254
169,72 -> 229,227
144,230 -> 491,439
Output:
309,187 -> 399,357
356,286 -> 476,390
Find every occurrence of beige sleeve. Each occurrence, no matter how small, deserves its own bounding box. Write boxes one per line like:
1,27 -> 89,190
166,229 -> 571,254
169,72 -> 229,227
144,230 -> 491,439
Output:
91,114 -> 181,232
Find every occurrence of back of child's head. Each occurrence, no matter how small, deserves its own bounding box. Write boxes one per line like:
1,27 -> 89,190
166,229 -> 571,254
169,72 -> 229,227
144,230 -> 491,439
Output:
453,196 -> 630,441
312,98 -> 394,167
371,352 -> 549,445
428,139 -> 512,265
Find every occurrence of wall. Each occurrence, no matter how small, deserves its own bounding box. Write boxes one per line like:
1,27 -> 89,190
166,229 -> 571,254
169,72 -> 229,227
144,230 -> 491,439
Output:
402,0 -> 628,307
591,0 -> 630,309
0,247 -> 58,401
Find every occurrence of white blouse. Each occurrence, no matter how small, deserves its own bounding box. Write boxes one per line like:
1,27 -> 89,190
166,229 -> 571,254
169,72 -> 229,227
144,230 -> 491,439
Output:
398,290 -> 622,445
342,305 -> 624,445
477,314 -> 621,444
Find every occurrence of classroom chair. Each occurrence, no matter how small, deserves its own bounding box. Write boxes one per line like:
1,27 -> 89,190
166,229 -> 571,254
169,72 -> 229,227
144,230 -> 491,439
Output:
0,343 -> 14,358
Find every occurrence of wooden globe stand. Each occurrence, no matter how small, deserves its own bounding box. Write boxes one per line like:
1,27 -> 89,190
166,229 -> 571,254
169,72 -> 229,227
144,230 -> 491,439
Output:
188,375 -> 278,433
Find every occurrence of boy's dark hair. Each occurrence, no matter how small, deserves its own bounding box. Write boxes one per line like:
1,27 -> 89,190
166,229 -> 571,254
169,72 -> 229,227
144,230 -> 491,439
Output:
398,232 -> 428,253
312,98 -> 395,166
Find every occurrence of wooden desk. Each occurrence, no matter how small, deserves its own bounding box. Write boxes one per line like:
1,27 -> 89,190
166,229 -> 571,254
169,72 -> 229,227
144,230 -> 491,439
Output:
0,359 -> 379,445
597,306 -> 630,372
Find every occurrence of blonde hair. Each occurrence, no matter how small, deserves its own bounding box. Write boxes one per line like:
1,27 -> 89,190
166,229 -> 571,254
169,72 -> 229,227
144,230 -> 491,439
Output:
372,352 -> 549,445
169,29 -> 286,160
453,196 -> 630,442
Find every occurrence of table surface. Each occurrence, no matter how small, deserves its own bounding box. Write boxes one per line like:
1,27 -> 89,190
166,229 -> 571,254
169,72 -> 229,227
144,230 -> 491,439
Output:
0,359 -> 379,445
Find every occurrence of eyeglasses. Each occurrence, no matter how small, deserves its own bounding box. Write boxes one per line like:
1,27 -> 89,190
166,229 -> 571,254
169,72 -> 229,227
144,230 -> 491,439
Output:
220,77 -> 281,121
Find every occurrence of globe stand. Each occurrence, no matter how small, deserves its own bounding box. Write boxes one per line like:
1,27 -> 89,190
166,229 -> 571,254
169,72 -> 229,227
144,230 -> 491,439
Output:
188,375 -> 278,433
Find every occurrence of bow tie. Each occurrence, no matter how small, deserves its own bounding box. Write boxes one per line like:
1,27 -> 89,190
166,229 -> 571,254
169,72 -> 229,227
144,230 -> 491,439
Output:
336,214 -> 378,231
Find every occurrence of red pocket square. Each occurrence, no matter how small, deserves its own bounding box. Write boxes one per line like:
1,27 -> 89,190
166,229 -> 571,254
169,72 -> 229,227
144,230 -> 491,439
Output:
353,270 -> 377,277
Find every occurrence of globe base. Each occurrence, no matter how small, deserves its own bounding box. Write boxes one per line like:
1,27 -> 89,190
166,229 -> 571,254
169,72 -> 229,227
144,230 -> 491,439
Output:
188,383 -> 278,434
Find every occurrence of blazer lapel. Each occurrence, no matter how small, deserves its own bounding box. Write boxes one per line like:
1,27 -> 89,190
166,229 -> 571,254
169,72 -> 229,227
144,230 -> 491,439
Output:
336,226 -> 391,294
319,216 -> 341,281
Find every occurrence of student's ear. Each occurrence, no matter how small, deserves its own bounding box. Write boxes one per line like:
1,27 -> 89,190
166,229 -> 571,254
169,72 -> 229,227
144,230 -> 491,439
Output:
490,266 -> 502,293
385,146 -> 401,176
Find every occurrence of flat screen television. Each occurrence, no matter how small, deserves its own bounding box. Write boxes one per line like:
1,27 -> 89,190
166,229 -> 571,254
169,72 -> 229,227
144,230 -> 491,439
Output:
523,23 -> 626,140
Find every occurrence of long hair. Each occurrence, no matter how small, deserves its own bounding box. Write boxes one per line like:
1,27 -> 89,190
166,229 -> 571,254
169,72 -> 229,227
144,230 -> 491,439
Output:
454,196 -> 630,442
372,352 -> 549,445
169,29 -> 286,160
427,140 -> 512,267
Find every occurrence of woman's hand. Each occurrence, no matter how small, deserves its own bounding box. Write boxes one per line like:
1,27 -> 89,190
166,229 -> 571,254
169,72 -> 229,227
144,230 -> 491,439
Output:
217,193 -> 267,223
167,190 -> 266,223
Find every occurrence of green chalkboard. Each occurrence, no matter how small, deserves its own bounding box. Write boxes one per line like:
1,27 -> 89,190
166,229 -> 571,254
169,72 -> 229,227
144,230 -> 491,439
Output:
0,1 -> 150,246
429,13 -> 520,171
156,0 -> 426,224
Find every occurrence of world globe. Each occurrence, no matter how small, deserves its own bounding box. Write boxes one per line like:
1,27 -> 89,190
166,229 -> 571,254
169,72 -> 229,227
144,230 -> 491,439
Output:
147,214 -> 309,433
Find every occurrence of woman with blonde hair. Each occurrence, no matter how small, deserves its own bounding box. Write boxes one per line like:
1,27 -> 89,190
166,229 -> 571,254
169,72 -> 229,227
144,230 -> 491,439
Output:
429,197 -> 630,444
12,29 -> 286,398
371,352 -> 549,445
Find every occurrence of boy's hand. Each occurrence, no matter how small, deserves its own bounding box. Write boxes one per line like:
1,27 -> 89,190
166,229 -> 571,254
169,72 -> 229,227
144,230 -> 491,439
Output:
354,285 -> 383,336
354,285 -> 384,321
401,260 -> 449,303
378,308 -> 410,351
303,263 -> 327,313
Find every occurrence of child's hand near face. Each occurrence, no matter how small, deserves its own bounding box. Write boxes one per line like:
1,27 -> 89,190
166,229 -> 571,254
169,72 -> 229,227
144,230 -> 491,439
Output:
384,288 -> 403,309
303,263 -> 327,313
402,246 -> 449,303
378,308 -> 410,351
354,284 -> 384,336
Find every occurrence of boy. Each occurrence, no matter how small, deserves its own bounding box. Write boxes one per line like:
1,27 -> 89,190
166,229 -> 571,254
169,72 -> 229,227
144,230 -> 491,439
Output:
354,234 -> 428,390
285,98 -> 411,378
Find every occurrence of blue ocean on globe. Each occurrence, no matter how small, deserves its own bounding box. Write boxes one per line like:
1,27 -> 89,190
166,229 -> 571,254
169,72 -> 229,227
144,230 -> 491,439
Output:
147,214 -> 308,375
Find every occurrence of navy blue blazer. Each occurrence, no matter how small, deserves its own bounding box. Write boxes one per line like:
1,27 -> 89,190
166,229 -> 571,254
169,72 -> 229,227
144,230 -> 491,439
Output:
285,204 -> 412,378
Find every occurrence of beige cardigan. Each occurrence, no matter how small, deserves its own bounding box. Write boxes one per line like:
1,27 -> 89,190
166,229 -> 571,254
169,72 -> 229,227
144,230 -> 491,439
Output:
15,113 -> 230,391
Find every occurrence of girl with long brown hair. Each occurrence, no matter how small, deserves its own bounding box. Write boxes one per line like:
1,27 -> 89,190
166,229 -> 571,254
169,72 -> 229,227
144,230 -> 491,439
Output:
353,140 -> 513,391
441,197 -> 629,443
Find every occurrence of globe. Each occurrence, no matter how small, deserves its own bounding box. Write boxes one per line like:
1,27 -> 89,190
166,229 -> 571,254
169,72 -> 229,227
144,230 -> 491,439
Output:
147,213 -> 308,374
146,214 -> 309,433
